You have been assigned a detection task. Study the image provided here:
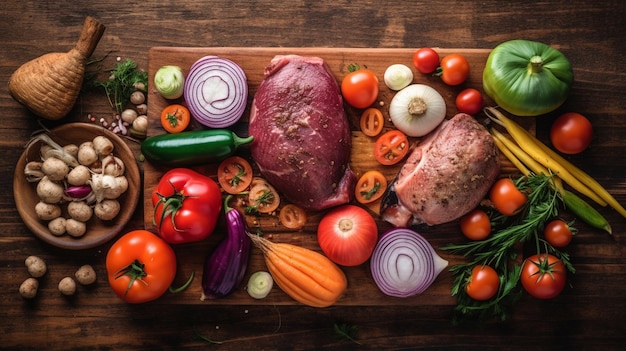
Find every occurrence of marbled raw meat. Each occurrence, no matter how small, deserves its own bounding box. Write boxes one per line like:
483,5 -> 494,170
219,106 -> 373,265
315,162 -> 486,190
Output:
381,113 -> 500,226
249,55 -> 355,211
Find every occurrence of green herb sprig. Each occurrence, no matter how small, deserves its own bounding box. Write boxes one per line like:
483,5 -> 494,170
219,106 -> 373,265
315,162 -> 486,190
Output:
92,59 -> 148,114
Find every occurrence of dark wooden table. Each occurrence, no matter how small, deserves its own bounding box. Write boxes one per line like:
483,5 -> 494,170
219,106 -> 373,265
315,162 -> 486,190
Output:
2,1 -> 625,350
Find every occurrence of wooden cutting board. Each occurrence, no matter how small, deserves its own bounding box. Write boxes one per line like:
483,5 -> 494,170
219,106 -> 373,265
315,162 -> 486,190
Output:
144,47 -> 527,307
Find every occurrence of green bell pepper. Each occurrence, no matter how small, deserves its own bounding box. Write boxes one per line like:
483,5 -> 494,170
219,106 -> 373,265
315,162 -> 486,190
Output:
483,39 -> 573,117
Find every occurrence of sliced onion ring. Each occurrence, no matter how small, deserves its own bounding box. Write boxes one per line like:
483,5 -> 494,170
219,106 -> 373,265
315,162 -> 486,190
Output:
370,228 -> 448,298
184,56 -> 248,128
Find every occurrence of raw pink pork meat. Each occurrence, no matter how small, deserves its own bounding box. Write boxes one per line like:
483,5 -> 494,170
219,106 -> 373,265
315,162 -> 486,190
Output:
381,113 -> 500,226
249,55 -> 355,211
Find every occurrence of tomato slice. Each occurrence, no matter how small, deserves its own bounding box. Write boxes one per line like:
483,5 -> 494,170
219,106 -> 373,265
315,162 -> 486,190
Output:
355,170 -> 388,204
279,204 -> 307,229
374,130 -> 410,165
217,156 -> 253,194
160,104 -> 191,133
360,108 -> 385,137
247,177 -> 280,214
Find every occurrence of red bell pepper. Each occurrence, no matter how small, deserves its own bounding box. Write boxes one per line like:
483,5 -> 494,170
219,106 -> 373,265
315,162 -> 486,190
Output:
152,168 -> 222,244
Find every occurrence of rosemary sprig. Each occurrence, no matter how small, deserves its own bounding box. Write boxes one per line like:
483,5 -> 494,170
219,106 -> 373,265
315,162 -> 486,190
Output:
442,173 -> 575,322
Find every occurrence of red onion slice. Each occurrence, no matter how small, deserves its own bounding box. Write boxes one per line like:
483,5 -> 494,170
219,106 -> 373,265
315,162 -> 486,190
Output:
370,228 -> 448,298
184,56 -> 248,128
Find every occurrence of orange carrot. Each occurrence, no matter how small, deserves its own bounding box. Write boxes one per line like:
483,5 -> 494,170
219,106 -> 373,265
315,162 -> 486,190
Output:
248,234 -> 347,308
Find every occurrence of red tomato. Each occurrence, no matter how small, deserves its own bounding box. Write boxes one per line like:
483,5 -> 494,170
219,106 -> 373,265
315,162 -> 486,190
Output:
217,156 -> 253,194
412,48 -> 440,74
460,209 -> 491,240
465,265 -> 500,301
341,67 -> 379,109
550,112 -> 593,154
317,205 -> 379,266
279,204 -> 307,229
439,54 -> 470,86
374,130 -> 410,166
544,219 -> 574,248
489,178 -> 528,216
106,230 -> 177,303
152,168 -> 222,244
160,104 -> 191,133
520,254 -> 567,299
360,108 -> 385,137
355,170 -> 387,204
455,88 -> 483,115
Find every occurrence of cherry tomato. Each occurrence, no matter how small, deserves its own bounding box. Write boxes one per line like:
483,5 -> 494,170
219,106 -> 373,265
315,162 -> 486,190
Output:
317,205 -> 379,266
341,67 -> 379,109
247,177 -> 280,214
439,54 -> 470,86
279,204 -> 307,229
360,108 -> 385,137
412,48 -> 440,74
544,219 -> 574,248
520,254 -> 567,299
217,156 -> 253,194
106,230 -> 177,303
489,178 -> 528,216
550,112 -> 593,154
355,170 -> 388,204
465,265 -> 500,301
374,130 -> 410,166
455,88 -> 483,115
460,209 -> 491,240
160,104 -> 191,133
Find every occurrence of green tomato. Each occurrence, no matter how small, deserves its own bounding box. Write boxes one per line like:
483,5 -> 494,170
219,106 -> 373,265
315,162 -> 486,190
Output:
483,40 -> 573,116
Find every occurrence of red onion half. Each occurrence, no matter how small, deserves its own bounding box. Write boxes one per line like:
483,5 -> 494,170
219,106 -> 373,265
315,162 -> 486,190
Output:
370,228 -> 448,298
184,56 -> 248,128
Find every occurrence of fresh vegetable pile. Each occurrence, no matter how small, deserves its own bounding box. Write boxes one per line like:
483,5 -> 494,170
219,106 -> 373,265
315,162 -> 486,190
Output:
24,132 -> 129,238
13,37 -> 625,325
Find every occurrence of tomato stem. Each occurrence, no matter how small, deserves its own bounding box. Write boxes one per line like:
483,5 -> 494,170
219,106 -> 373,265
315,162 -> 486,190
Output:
114,259 -> 148,298
153,180 -> 196,232
528,55 -> 544,74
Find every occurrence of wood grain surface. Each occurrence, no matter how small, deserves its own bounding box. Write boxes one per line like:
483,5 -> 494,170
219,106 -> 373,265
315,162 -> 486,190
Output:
2,1 -> 626,350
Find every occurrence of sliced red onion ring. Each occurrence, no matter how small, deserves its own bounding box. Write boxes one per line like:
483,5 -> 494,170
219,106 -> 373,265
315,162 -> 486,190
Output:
184,56 -> 248,128
370,228 -> 448,298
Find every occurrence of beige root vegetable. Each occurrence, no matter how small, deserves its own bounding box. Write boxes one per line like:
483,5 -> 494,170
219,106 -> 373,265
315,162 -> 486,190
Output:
36,176 -> 64,203
66,165 -> 91,186
48,217 -> 67,236
93,136 -> 114,157
75,265 -> 97,285
8,17 -> 105,120
25,255 -> 47,278
35,201 -> 62,221
65,218 -> 87,238
58,277 -> 77,296
77,141 -> 98,166
19,278 -> 39,299
41,156 -> 69,181
67,201 -> 93,222
63,144 -> 79,159
94,199 -> 120,220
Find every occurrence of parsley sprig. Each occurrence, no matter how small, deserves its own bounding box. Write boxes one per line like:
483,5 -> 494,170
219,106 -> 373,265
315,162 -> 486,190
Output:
442,173 -> 575,322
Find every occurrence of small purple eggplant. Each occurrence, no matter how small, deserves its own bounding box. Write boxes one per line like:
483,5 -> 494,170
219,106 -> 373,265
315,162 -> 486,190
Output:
201,196 -> 251,300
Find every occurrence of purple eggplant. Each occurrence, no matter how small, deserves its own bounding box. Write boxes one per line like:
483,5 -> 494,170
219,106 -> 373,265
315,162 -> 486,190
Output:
201,196 -> 251,300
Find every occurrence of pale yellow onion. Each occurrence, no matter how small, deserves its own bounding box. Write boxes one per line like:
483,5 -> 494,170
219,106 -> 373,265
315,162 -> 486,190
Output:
384,64 -> 414,91
389,84 -> 446,137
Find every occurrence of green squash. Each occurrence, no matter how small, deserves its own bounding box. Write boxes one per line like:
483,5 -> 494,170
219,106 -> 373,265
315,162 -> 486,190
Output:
483,39 -> 573,116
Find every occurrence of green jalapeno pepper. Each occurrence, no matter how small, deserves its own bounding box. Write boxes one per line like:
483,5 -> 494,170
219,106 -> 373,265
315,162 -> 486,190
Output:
141,129 -> 253,167
483,39 -> 574,116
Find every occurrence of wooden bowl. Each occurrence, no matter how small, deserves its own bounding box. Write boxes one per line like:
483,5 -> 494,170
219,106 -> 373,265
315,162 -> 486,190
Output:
14,123 -> 141,250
